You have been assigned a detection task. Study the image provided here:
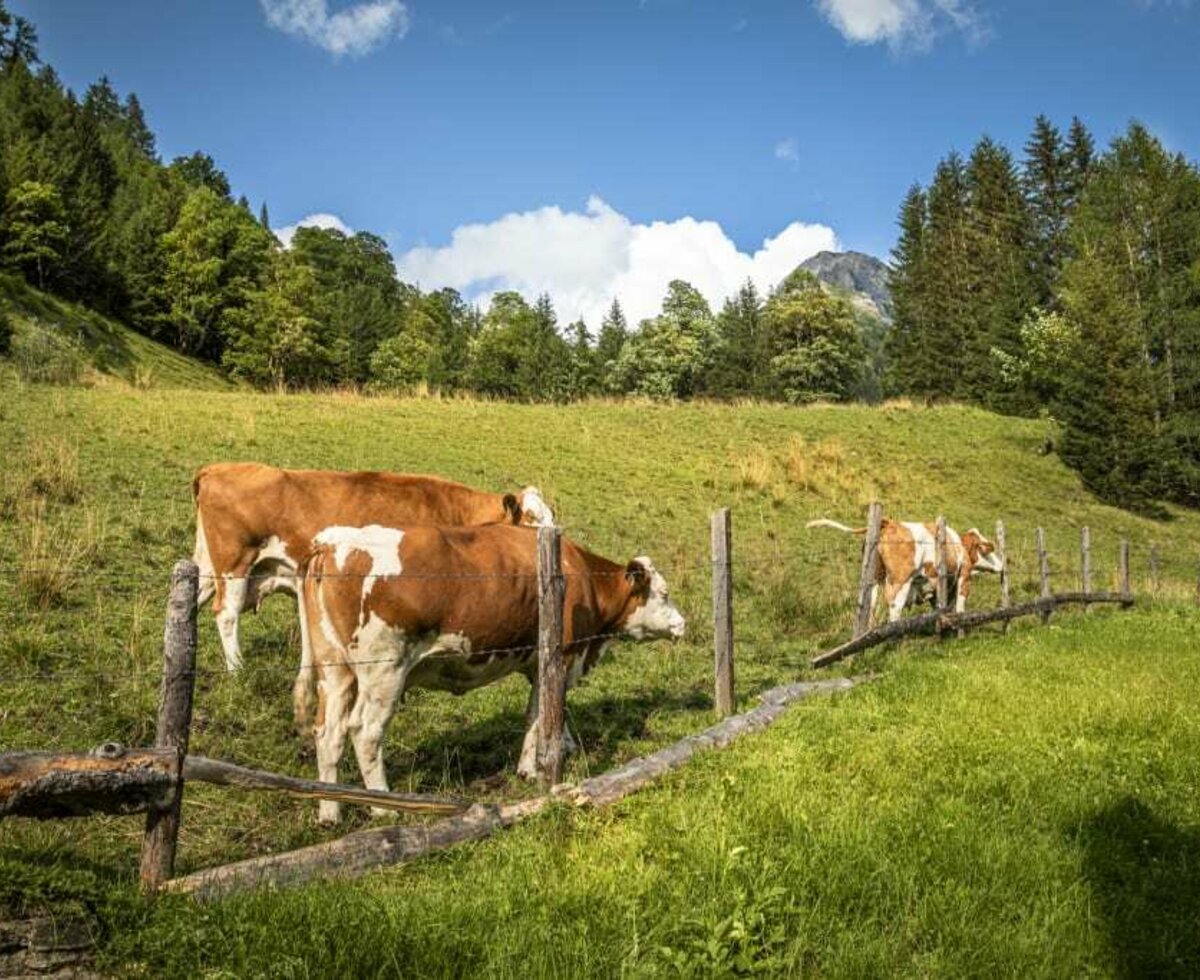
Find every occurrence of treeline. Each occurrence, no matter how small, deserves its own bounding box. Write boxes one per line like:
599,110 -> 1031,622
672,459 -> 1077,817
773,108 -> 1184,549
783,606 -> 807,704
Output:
0,4 -> 872,405
886,116 -> 1200,511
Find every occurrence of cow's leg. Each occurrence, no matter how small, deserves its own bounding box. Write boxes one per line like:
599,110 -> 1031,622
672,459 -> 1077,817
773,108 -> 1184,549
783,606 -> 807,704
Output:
886,578 -> 915,623
349,662 -> 404,818
216,574 -> 248,671
292,586 -> 316,732
193,512 -> 216,608
517,681 -> 541,780
314,665 -> 355,825
955,569 -> 971,613
867,582 -> 882,629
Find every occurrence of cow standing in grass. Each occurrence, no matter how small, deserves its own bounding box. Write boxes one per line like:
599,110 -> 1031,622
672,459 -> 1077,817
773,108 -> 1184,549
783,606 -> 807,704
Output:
191,463 -> 555,722
807,517 -> 1002,624
301,523 -> 686,823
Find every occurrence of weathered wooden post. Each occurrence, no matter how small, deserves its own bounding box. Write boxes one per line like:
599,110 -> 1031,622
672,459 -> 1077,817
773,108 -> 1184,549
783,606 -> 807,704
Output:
1119,538 -> 1131,599
852,502 -> 884,639
711,508 -> 735,719
1149,544 -> 1160,596
1036,527 -> 1051,624
1081,526 -> 1092,613
536,525 -> 567,789
140,559 -> 199,893
934,516 -> 948,638
996,519 -> 1011,634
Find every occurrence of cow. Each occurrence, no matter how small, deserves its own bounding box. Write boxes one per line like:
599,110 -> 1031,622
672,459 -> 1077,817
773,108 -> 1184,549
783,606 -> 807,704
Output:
191,463 -> 556,721
807,517 -> 1002,625
300,523 -> 686,823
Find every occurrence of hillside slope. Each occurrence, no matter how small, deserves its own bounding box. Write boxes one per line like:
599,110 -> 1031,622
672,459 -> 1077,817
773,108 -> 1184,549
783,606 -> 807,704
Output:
0,274 -> 233,391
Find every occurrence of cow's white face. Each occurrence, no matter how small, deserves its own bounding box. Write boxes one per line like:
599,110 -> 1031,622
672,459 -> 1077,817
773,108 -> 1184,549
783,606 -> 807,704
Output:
519,486 -> 556,528
622,557 -> 686,641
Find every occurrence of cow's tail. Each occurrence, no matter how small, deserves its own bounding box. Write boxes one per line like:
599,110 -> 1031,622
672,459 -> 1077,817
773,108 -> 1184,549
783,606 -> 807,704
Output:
292,547 -> 326,733
805,518 -> 866,535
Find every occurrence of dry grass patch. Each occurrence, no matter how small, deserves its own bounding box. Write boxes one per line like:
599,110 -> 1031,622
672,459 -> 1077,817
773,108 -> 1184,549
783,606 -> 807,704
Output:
16,500 -> 89,609
22,435 -> 83,504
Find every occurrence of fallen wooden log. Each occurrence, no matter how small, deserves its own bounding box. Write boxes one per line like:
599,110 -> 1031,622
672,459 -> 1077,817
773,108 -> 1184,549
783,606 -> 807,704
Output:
181,756 -> 469,816
811,591 -> 1134,669
0,744 -> 178,819
0,745 -> 473,821
164,676 -> 870,901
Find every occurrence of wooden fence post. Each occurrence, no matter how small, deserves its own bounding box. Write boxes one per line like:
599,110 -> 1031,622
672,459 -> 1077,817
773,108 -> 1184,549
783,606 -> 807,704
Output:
140,559 -> 199,893
1036,527 -> 1051,624
1150,544 -> 1160,596
1119,538 -> 1131,599
934,516 -> 948,638
996,519 -> 1011,634
852,502 -> 883,639
536,526 -> 567,790
711,508 -> 735,719
1081,526 -> 1092,613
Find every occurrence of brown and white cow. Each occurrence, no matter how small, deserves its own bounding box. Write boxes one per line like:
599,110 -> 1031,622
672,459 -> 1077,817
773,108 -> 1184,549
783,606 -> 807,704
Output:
191,463 -> 555,706
807,517 -> 1002,624
301,523 -> 686,823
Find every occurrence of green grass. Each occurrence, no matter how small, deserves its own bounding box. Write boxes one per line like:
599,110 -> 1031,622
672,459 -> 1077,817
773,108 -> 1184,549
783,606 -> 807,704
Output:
0,273 -> 233,391
2,383 -> 1200,975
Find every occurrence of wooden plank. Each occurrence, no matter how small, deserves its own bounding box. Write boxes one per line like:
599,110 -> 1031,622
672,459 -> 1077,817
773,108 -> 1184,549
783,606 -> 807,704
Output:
536,525 -> 567,789
1081,526 -> 1092,613
996,519 -> 1011,634
0,745 -> 177,819
180,757 -> 469,815
1036,527 -> 1051,624
1119,538 -> 1131,598
810,591 -> 1133,669
140,559 -> 199,893
165,677 -> 873,901
934,516 -> 949,638
852,502 -> 884,639
711,507 -> 735,718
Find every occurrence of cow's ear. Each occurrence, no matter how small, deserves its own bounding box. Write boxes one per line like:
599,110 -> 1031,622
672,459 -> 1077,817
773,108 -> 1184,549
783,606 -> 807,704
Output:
625,559 -> 650,593
502,494 -> 522,525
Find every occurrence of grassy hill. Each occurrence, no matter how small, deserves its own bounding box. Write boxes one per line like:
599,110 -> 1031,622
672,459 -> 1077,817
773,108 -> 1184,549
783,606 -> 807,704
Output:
0,273 -> 233,391
1,385 -> 1199,973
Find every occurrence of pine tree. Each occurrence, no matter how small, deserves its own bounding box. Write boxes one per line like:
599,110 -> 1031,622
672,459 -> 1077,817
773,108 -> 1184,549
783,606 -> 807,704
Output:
2,179 -> 68,287
708,279 -> 763,398
596,299 -> 628,392
1022,115 -> 1070,304
884,183 -> 929,395
259,201 -> 270,230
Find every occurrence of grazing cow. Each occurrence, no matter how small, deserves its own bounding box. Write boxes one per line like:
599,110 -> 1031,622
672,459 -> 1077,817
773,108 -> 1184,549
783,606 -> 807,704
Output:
807,517 -> 1002,624
301,523 -> 686,823
191,463 -> 555,718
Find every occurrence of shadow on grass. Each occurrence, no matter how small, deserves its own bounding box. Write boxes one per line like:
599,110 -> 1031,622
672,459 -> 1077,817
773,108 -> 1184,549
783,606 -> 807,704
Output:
1075,797 -> 1200,978
393,685 -> 713,787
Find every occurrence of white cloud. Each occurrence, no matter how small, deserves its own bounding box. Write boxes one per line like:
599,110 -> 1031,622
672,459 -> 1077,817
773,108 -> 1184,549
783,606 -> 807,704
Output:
814,0 -> 986,50
273,212 -> 353,248
261,0 -> 410,58
775,137 -> 800,166
395,197 -> 839,326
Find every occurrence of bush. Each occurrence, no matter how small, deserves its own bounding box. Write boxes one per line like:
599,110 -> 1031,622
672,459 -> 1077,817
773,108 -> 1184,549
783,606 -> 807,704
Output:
0,309 -> 12,355
10,321 -> 85,384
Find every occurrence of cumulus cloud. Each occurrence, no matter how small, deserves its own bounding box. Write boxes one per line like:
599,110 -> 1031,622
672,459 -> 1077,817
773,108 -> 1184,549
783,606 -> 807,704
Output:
395,197 -> 839,326
260,0 -> 410,58
273,212 -> 353,248
775,137 -> 800,166
814,0 -> 986,50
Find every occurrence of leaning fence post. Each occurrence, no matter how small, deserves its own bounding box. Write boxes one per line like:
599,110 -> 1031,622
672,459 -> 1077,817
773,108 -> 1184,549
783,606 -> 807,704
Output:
140,559 -> 199,893
536,525 -> 567,789
935,516 -> 948,638
1036,527 -> 1051,624
853,502 -> 884,639
1081,526 -> 1092,613
1149,544 -> 1160,597
1119,538 -> 1131,599
711,508 -> 735,719
996,519 -> 1011,634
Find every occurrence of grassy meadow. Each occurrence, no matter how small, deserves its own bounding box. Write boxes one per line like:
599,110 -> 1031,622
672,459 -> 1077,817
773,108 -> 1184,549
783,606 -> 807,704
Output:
2,371 -> 1200,974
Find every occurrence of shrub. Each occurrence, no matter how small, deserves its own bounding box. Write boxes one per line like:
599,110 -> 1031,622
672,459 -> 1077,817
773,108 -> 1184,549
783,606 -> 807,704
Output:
10,321 -> 85,384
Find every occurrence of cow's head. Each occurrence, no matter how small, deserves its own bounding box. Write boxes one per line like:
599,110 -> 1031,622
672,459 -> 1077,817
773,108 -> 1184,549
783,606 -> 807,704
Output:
619,556 -> 686,641
963,528 -> 1003,574
508,486 -> 555,527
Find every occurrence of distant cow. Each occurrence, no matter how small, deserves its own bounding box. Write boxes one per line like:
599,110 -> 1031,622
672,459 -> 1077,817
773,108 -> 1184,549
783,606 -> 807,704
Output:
192,463 -> 555,718
807,517 -> 1002,624
301,523 -> 686,823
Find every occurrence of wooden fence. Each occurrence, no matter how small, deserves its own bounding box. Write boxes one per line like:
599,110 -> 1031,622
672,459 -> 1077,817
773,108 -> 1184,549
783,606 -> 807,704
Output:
0,502 -> 1158,896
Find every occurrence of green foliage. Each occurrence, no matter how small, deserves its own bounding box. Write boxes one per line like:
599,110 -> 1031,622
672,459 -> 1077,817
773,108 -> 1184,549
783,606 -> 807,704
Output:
0,306 -> 10,354
2,179 -> 68,287
991,307 -> 1080,412
368,329 -> 434,392
616,280 -> 719,399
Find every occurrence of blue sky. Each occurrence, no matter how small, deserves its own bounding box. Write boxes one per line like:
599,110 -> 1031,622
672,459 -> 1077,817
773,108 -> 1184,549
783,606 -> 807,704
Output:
12,0 -> 1198,323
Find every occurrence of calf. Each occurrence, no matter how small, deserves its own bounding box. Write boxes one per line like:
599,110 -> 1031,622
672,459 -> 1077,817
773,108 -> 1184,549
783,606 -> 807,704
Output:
301,524 -> 685,823
807,517 -> 1002,625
